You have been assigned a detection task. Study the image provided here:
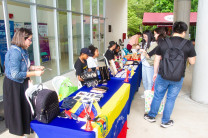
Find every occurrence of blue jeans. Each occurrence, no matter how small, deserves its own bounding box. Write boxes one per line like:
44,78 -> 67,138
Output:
148,75 -> 184,123
142,64 -> 154,90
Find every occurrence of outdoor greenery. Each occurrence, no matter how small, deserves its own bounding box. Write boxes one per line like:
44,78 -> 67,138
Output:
128,0 -> 198,37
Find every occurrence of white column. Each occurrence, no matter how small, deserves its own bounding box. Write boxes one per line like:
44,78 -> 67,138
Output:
191,0 -> 208,104
30,0 -> 42,83
53,0 -> 60,75
67,0 -> 74,70
2,0 -> 11,50
80,0 -> 84,48
90,0 -> 93,44
173,0 -> 191,39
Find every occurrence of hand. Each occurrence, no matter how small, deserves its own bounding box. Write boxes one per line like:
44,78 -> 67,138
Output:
139,49 -> 145,53
153,73 -> 157,82
34,70 -> 44,76
35,66 -> 45,71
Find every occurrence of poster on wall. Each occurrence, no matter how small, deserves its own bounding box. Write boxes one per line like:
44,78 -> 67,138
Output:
24,22 -> 51,64
0,20 -> 14,71
24,22 -> 48,37
14,22 -> 24,32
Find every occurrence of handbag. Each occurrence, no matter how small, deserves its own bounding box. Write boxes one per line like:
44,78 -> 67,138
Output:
59,78 -> 78,101
144,85 -> 166,114
60,97 -> 77,109
80,71 -> 99,87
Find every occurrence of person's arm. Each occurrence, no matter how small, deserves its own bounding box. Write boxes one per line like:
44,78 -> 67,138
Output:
78,75 -> 84,82
153,55 -> 161,82
188,56 -> 196,65
147,47 -> 158,57
26,71 -> 44,77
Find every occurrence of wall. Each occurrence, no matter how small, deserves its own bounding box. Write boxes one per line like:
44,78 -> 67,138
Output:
105,0 -> 127,49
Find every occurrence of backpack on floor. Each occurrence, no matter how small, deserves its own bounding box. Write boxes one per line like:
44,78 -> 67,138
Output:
161,38 -> 187,81
31,84 -> 60,123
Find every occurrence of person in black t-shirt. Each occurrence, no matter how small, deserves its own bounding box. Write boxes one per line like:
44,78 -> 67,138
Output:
104,41 -> 117,63
144,21 -> 196,128
114,44 -> 120,58
74,48 -> 91,84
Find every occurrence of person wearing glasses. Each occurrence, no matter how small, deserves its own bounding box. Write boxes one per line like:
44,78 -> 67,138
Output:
3,28 -> 45,136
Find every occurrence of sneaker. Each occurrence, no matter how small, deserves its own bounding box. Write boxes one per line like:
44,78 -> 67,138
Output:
144,114 -> 156,123
160,120 -> 174,128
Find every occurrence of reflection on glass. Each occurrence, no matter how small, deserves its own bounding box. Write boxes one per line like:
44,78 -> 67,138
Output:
57,0 -> 67,9
99,0 -> 103,17
58,11 -> 70,74
72,13 -> 81,63
37,7 -> 57,82
92,0 -> 97,16
36,0 -> 54,7
83,0 -> 90,14
71,0 -> 80,12
84,16 -> 91,48
100,19 -> 105,56
92,17 -> 99,49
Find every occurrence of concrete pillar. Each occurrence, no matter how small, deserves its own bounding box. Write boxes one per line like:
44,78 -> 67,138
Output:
173,0 -> 191,39
191,0 -> 208,104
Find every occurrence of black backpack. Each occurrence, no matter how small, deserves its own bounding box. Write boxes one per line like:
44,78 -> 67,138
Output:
31,85 -> 60,123
161,38 -> 187,81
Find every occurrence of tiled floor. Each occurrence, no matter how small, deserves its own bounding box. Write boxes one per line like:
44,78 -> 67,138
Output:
1,64 -> 208,138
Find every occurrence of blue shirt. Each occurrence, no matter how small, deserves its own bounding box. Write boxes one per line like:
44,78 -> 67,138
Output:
5,45 -> 30,83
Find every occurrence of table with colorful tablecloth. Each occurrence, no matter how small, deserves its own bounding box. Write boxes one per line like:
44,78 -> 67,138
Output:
30,64 -> 142,138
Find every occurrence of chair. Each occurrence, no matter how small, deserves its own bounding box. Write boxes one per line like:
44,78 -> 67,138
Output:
103,53 -> 110,68
25,84 -> 48,115
52,76 -> 68,96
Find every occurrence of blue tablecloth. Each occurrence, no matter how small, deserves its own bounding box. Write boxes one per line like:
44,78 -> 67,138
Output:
111,63 -> 142,114
31,79 -> 127,138
30,64 -> 142,138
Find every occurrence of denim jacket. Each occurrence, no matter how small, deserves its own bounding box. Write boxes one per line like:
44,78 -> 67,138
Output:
5,45 -> 30,83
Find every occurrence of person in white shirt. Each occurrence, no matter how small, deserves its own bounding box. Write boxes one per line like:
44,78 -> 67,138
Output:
87,45 -> 99,71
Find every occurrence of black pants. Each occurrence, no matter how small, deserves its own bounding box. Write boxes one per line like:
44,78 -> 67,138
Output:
3,77 -> 31,136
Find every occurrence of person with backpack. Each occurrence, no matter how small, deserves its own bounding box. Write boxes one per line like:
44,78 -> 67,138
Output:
144,21 -> 196,128
3,28 -> 45,136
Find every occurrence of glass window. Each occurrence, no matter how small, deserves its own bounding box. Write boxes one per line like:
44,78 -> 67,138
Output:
72,13 -> 81,63
57,0 -> 67,10
37,7 -> 57,82
92,17 -> 99,48
58,11 -> 70,74
100,18 -> 105,56
71,0 -> 80,12
36,0 -> 54,7
92,0 -> 97,16
83,0 -> 90,14
84,16 -> 91,48
99,0 -> 103,17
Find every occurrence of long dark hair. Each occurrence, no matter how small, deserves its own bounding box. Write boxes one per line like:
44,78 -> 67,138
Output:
88,44 -> 98,56
141,30 -> 154,50
154,27 -> 167,41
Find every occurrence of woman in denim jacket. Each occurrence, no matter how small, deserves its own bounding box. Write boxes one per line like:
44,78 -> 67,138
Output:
3,28 -> 44,136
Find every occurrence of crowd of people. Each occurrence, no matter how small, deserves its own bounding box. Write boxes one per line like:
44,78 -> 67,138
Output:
1,21 -> 196,137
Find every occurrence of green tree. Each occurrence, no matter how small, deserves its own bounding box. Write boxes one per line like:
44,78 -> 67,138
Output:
128,0 -> 198,36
